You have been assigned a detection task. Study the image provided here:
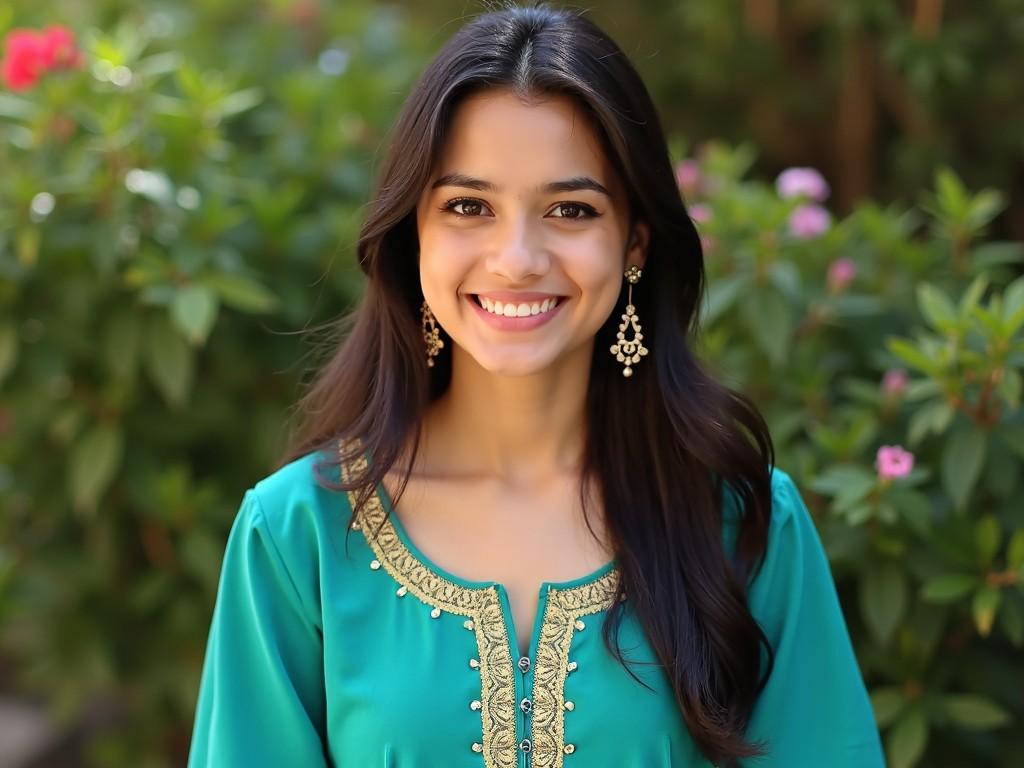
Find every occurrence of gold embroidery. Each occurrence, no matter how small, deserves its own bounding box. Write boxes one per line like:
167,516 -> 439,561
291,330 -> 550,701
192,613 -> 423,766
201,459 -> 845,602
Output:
531,574 -> 619,766
338,437 -> 619,767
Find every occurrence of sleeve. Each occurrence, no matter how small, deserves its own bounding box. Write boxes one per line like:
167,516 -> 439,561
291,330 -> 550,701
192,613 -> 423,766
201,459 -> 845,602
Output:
742,470 -> 886,767
187,489 -> 328,767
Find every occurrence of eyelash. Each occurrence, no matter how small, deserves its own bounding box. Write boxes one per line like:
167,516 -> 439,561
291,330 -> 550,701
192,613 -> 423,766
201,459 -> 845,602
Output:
439,197 -> 600,220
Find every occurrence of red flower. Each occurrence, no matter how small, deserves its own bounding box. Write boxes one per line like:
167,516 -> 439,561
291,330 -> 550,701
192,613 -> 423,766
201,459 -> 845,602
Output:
1,25 -> 82,92
39,25 -> 83,69
2,29 -> 46,91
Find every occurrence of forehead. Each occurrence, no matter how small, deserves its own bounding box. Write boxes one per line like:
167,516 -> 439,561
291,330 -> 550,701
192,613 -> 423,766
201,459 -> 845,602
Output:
433,89 -> 617,188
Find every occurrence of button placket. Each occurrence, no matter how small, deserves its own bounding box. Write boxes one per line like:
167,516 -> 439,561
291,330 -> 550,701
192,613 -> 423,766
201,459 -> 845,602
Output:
517,653 -> 533,767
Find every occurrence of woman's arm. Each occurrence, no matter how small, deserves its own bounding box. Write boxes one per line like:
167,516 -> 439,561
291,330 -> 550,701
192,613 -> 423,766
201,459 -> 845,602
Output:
187,489 -> 329,767
742,470 -> 886,767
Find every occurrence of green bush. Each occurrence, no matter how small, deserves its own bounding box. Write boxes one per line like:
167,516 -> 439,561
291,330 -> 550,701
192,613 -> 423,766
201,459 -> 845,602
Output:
686,142 -> 1024,767
1,3 -> 1021,767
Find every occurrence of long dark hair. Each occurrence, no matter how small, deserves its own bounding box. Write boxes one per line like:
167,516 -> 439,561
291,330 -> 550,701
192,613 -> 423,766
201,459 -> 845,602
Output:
281,3 -> 776,765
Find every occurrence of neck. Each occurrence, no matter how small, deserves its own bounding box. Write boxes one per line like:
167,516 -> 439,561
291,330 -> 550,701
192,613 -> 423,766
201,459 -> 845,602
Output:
417,341 -> 594,486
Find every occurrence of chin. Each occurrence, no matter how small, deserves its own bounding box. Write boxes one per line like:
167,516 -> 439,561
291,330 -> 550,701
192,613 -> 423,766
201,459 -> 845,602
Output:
469,350 -> 559,378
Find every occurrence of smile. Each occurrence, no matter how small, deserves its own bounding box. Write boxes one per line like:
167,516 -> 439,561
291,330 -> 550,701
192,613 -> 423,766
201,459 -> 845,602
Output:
474,295 -> 563,317
467,294 -> 567,331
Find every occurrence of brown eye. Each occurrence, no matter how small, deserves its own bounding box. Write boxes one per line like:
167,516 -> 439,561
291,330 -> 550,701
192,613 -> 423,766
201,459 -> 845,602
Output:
443,198 -> 489,217
550,202 -> 598,219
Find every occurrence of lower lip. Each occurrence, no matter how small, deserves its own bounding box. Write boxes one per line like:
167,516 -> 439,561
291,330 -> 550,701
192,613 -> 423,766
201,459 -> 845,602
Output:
468,295 -> 567,331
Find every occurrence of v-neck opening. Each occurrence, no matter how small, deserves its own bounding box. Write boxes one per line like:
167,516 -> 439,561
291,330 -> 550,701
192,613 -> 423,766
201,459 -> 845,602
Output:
362,443 -> 618,593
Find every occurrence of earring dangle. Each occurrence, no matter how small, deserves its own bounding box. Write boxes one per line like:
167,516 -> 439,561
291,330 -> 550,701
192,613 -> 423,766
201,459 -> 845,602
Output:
421,300 -> 444,367
609,265 -> 648,377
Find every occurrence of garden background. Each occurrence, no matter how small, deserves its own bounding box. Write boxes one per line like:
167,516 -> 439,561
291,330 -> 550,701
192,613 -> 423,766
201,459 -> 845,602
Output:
1,0 -> 1023,766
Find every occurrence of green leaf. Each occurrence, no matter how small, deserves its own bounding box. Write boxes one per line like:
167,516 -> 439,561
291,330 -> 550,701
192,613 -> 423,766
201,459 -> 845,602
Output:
997,369 -> 1022,410
970,241 -> 1024,271
965,190 -> 1006,230
0,323 -> 17,384
103,311 -> 142,384
886,337 -> 938,375
1003,275 -> 1024,336
908,400 -> 954,446
942,694 -> 1012,730
68,424 -> 124,516
921,574 -> 978,603
202,272 -> 279,314
935,167 -> 968,215
940,421 -> 987,510
144,315 -> 195,407
972,586 -> 1002,637
974,515 -> 1001,567
1008,530 -> 1024,571
861,563 -> 906,645
998,595 -> 1024,646
217,87 -> 264,118
887,488 -> 933,536
917,283 -> 958,333
871,687 -> 906,728
957,275 -> 988,323
740,286 -> 791,366
172,284 -> 219,346
811,464 -> 877,495
887,708 -> 928,768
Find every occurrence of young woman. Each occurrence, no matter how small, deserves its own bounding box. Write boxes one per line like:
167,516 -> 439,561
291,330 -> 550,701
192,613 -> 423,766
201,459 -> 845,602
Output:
188,4 -> 885,767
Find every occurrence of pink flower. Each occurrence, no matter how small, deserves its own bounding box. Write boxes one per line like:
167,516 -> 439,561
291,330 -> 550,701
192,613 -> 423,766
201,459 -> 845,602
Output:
876,445 -> 914,480
700,234 -> 716,254
38,26 -> 82,69
787,203 -> 832,239
689,203 -> 711,224
776,167 -> 831,202
882,369 -> 908,397
2,29 -> 46,91
1,26 -> 81,92
827,258 -> 856,293
675,159 -> 700,196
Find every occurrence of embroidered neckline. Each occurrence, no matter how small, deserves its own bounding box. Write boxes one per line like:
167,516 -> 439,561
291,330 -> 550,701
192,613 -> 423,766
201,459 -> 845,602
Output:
338,437 -> 621,768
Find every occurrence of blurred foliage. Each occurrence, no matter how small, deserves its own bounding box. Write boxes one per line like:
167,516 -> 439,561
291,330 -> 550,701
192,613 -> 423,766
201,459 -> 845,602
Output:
0,1 -> 1022,767
689,141 -> 1024,768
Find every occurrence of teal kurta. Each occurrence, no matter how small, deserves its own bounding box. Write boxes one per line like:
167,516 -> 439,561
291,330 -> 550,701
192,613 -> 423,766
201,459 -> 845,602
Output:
187,440 -> 885,767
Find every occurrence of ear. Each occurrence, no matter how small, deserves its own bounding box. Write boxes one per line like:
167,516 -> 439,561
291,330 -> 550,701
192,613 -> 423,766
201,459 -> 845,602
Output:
626,220 -> 650,271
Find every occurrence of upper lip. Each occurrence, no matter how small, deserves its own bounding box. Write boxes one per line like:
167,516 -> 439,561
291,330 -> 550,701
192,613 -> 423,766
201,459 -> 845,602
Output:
472,291 -> 565,302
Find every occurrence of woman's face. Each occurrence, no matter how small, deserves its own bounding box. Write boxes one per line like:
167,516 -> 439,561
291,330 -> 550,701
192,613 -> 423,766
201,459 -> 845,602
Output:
415,88 -> 648,378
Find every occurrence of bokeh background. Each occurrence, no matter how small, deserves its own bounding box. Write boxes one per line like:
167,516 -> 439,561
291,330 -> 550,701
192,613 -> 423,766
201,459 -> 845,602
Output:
1,1 -> 1023,766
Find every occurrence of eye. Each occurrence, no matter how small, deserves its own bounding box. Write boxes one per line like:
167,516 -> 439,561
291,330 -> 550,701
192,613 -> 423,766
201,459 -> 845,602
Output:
441,198 -> 491,217
548,202 -> 600,220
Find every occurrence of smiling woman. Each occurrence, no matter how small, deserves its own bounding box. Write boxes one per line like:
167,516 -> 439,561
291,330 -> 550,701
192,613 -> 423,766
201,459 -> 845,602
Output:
187,3 -> 885,768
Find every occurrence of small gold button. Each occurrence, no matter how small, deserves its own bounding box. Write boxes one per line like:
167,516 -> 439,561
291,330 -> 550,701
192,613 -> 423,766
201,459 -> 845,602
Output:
396,585 -> 407,597
430,607 -> 442,619
470,700 -> 482,711
575,619 -> 585,630
566,661 -> 578,672
369,559 -> 381,570
564,700 -> 575,711
469,658 -> 480,669
471,742 -> 483,753
464,619 -> 475,631
564,743 -> 576,754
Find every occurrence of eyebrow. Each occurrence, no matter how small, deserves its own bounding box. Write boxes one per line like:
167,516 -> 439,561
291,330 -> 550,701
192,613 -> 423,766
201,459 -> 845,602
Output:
430,172 -> 611,198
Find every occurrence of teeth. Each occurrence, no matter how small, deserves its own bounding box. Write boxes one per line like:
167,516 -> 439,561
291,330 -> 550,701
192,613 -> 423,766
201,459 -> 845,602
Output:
477,296 -> 560,317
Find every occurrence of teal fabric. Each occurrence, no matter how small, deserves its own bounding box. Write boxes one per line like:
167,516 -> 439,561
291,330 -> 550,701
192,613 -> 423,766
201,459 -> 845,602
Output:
187,448 -> 885,767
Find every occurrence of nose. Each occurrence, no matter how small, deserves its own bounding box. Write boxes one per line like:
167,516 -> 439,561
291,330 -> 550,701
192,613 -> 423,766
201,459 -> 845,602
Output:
483,213 -> 550,281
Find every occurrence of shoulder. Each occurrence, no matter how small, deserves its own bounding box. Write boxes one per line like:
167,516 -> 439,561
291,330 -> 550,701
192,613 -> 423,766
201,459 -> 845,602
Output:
241,443 -> 356,560
720,465 -> 805,529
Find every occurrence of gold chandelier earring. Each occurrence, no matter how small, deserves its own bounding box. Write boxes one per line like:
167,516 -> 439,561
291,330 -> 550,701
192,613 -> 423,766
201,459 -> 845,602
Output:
421,300 -> 444,367
609,264 -> 648,377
